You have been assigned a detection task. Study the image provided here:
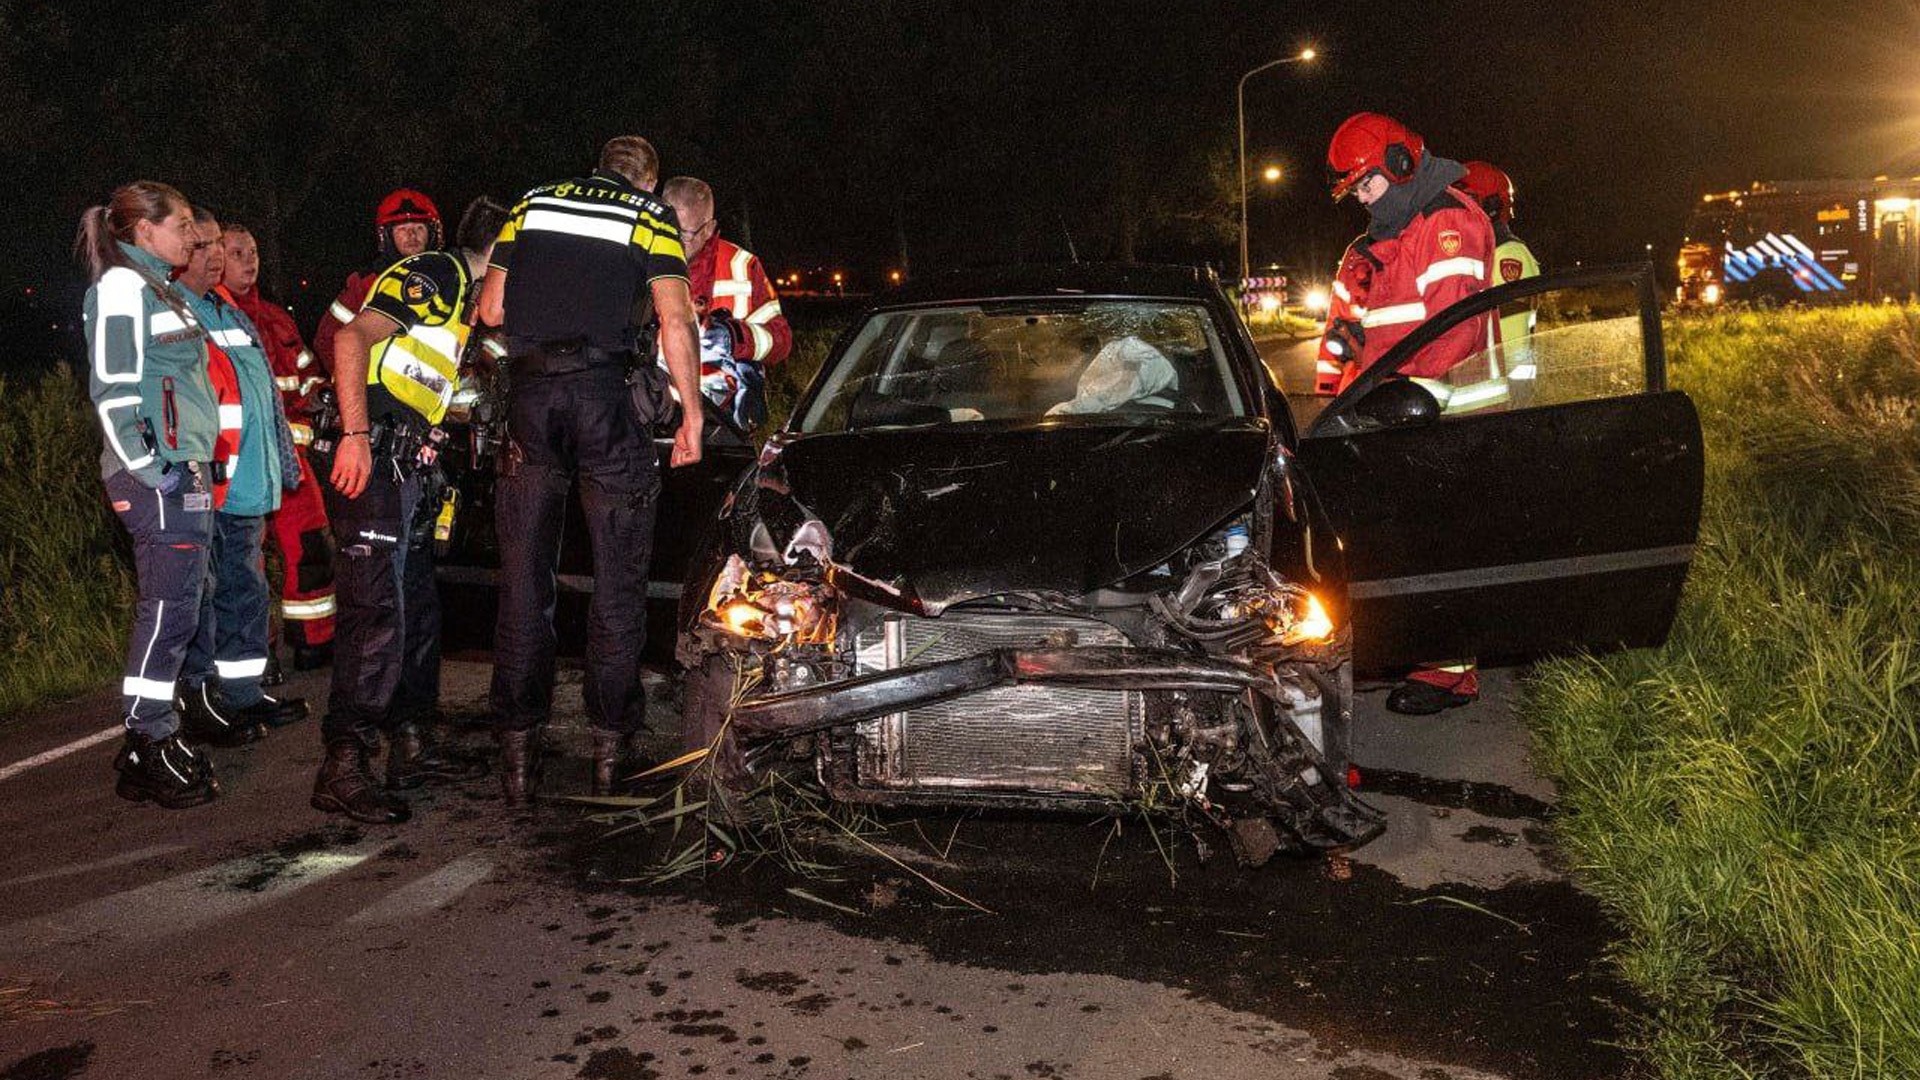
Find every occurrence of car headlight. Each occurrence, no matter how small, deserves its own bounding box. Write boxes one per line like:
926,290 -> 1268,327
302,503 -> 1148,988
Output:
1304,287 -> 1330,314
1271,591 -> 1334,646
703,554 -> 837,644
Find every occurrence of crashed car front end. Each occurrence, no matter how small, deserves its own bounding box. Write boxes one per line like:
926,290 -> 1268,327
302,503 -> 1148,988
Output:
680,490 -> 1383,865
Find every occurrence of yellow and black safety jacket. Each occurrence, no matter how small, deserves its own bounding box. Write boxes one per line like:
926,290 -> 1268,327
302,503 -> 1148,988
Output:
358,250 -> 474,424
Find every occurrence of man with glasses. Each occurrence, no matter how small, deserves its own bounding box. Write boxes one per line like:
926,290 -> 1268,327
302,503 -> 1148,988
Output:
660,177 -> 790,430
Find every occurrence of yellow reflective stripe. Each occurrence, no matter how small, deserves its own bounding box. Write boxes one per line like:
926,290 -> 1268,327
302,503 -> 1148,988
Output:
745,299 -> 782,326
651,234 -> 685,263
281,595 -> 337,619
368,329 -> 463,424
1414,256 -> 1487,293
1361,302 -> 1425,328
747,322 -> 773,361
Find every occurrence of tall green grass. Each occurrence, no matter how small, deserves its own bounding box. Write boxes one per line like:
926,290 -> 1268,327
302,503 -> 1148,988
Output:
1524,306 -> 1920,1079
0,367 -> 135,717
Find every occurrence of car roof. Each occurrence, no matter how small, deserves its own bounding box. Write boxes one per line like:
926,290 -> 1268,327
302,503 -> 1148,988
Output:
872,263 -> 1225,308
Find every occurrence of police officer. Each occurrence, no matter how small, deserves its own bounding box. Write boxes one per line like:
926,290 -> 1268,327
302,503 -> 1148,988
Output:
312,196 -> 508,823
174,207 -> 309,742
477,136 -> 704,805
77,181 -> 223,808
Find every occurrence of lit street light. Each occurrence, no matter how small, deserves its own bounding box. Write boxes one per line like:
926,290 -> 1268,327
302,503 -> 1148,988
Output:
1262,165 -> 1283,183
1238,46 -> 1319,283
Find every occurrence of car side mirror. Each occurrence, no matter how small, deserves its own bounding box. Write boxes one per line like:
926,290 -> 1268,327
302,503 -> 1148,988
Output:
1352,377 -> 1440,430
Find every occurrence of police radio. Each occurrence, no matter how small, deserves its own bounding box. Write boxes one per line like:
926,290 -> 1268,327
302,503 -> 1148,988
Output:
309,388 -> 342,458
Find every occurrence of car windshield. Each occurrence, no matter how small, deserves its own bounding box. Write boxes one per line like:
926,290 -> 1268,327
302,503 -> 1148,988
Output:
797,299 -> 1247,433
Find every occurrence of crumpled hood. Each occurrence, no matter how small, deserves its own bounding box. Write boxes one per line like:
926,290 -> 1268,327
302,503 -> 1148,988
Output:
755,420 -> 1269,613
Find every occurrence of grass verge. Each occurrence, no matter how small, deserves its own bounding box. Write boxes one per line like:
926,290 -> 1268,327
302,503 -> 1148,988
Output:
1521,306 -> 1920,1078
0,366 -> 133,719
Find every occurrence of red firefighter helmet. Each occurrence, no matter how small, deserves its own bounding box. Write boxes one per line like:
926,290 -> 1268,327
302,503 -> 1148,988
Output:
375,188 -> 443,252
1457,161 -> 1516,223
1326,112 -> 1426,201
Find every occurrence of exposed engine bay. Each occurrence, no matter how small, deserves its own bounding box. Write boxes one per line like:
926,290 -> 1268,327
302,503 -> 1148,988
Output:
680,511 -> 1385,866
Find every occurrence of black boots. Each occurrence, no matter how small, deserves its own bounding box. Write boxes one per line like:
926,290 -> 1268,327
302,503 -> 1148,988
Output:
312,736 -> 410,824
590,730 -> 637,797
385,721 -> 487,789
497,730 -> 538,808
114,732 -> 219,809
241,692 -> 310,728
176,682 -> 261,746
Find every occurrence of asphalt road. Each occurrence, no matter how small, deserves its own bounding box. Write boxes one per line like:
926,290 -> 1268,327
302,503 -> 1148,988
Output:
1,341 -> 1627,1080
1259,334 -> 1329,431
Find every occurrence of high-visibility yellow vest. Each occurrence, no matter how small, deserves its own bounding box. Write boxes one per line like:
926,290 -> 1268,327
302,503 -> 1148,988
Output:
365,252 -> 471,424
1492,237 -> 1540,376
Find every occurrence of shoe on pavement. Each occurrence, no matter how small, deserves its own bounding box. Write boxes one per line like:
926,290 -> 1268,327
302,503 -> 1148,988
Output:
114,732 -> 219,809
312,737 -> 410,824
175,682 -> 262,747
1385,678 -> 1476,716
386,722 -> 488,789
496,729 -> 540,808
237,692 -> 309,729
262,653 -> 286,688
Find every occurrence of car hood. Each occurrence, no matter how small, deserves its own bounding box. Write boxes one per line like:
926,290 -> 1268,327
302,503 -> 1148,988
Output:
755,420 -> 1270,614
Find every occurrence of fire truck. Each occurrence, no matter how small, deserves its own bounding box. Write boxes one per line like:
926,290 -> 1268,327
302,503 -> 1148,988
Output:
1677,178 -> 1920,305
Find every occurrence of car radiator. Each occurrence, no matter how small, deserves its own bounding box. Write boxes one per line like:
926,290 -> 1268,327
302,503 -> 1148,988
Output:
851,611 -> 1144,796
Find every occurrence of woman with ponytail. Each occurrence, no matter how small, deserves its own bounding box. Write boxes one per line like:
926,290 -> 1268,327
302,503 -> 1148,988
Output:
77,181 -> 226,808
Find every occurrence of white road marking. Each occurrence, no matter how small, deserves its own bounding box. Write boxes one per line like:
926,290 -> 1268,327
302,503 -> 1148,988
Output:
345,854 -> 494,925
0,844 -> 374,957
0,726 -> 123,784
0,843 -> 188,888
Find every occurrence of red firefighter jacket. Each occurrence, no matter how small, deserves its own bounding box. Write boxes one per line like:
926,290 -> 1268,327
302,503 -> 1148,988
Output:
1316,236 -> 1380,393
206,341 -> 242,510
312,269 -> 379,377
1350,187 -> 1495,380
223,285 -> 325,434
687,236 -> 791,365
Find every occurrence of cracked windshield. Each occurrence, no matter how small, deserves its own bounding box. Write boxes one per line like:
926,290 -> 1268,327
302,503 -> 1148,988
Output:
800,300 -> 1247,432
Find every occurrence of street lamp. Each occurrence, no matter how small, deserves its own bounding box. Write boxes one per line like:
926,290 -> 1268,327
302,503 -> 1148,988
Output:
1262,165 -> 1283,183
1238,46 -> 1318,282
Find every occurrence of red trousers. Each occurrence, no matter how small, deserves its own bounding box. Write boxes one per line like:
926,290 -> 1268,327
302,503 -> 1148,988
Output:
267,446 -> 336,647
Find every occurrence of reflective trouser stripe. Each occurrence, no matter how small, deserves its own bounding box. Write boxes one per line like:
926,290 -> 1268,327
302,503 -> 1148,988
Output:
215,657 -> 268,679
282,595 -> 337,619
123,676 -> 177,700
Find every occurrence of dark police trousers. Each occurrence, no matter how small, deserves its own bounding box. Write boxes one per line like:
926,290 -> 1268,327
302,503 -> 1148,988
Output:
319,457 -> 438,743
491,366 -> 660,734
106,467 -> 212,740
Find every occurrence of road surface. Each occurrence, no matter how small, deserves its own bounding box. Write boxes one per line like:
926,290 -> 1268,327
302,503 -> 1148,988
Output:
2,339 -> 1626,1080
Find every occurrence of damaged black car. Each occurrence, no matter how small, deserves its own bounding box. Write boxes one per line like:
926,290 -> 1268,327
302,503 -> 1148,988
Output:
672,262 -> 1704,864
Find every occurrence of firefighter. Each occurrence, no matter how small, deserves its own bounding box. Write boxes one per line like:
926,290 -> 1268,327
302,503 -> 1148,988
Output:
310,196 -> 508,824
1315,236 -> 1381,394
477,136 -> 703,805
77,182 -> 223,808
1324,112 -> 1497,716
173,207 -> 310,742
220,224 -> 338,672
1455,161 -> 1541,383
659,177 -> 791,429
313,189 -> 442,376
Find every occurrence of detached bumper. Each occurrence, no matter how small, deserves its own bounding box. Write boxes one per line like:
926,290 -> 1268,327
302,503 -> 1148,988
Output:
730,646 -> 1270,741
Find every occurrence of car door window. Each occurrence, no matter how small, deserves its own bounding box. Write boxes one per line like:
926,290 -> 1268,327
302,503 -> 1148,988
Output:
1312,266 -> 1665,435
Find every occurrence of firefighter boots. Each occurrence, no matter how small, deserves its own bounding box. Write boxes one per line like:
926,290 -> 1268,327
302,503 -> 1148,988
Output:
590,730 -> 637,797
312,736 -> 410,824
113,733 -> 220,809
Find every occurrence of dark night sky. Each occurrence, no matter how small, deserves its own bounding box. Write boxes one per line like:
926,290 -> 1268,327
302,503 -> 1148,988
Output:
4,0 -> 1918,342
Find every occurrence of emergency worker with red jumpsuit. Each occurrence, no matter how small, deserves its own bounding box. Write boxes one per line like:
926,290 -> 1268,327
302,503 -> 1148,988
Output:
659,177 -> 790,429
314,189 -> 442,376
221,223 -> 337,670
1323,112 -> 1496,715
1455,161 -> 1541,388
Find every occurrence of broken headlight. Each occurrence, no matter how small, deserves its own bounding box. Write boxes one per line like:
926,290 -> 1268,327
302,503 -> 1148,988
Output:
703,553 -> 838,646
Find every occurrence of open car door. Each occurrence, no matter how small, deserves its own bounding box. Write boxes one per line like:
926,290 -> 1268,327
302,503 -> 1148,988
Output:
1296,264 -> 1703,673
